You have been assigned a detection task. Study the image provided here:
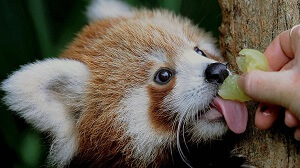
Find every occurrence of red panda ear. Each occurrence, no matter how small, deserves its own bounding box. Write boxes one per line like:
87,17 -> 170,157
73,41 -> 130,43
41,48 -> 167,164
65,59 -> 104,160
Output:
86,0 -> 133,23
1,59 -> 90,167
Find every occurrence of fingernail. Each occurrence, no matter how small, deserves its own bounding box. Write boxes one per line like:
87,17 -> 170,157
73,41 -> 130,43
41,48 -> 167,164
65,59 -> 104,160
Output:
260,106 -> 271,116
295,135 -> 300,141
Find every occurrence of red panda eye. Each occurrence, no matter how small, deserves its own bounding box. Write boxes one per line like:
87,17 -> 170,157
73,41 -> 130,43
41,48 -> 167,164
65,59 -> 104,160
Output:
194,46 -> 207,57
154,68 -> 173,85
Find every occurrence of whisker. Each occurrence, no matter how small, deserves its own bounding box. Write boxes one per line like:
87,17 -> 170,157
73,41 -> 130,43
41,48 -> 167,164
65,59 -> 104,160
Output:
176,114 -> 193,168
182,120 -> 190,154
169,139 -> 175,165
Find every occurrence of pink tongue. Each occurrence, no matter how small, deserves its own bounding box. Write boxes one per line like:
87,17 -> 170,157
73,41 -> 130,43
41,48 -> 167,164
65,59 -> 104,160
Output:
213,97 -> 248,134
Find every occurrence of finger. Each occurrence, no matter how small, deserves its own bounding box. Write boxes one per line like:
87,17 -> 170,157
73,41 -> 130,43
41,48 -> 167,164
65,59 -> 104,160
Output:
290,25 -> 300,59
290,26 -> 300,68
238,70 -> 293,107
264,30 -> 293,71
255,103 -> 280,130
284,110 -> 299,128
294,128 -> 300,141
280,59 -> 295,71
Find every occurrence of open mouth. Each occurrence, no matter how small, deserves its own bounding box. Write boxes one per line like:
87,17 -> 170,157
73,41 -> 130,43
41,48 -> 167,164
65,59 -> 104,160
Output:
201,96 -> 248,134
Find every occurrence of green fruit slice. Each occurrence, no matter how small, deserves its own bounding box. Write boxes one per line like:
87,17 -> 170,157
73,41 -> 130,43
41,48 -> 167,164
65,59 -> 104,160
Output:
218,49 -> 269,102
237,49 -> 269,72
218,75 -> 251,102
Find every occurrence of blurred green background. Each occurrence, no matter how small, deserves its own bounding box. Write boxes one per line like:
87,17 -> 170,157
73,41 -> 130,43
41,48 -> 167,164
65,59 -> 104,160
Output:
0,0 -> 221,167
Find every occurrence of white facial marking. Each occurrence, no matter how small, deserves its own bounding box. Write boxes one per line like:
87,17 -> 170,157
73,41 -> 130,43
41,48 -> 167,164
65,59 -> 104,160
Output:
189,120 -> 227,142
118,87 -> 173,165
150,50 -> 168,63
198,40 -> 221,58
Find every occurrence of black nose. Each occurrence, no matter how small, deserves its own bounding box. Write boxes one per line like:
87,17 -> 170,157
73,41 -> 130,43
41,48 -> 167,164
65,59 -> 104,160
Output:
205,63 -> 229,84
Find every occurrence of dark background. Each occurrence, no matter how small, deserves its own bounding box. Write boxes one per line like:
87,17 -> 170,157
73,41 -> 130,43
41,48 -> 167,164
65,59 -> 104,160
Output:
0,0 -> 221,167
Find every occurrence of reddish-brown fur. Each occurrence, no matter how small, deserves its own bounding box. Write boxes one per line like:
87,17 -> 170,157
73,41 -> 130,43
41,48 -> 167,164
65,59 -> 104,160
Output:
147,77 -> 177,133
60,9 -> 221,167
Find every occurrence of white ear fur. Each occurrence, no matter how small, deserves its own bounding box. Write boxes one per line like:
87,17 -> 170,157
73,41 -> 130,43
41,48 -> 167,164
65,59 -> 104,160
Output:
1,59 -> 90,167
86,0 -> 133,22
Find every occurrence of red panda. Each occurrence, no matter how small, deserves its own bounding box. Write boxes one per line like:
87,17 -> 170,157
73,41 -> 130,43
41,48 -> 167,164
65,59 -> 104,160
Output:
2,0 -> 249,167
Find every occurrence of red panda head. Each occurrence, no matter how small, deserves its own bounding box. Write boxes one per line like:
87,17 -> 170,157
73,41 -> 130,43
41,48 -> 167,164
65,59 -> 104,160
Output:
2,1 -> 248,167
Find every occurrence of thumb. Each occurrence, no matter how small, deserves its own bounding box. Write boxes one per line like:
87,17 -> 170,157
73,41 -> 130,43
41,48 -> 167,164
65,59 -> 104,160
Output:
238,70 -> 294,108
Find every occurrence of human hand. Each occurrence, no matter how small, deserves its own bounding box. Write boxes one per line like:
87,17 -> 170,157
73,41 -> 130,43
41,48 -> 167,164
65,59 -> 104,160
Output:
238,25 -> 300,140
